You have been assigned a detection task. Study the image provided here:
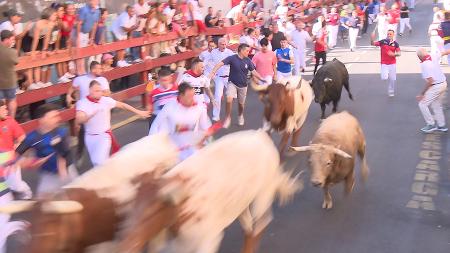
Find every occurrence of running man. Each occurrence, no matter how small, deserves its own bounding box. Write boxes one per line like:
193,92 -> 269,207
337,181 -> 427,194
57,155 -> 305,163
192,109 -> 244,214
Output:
208,43 -> 267,128
149,82 -> 212,161
371,29 -> 401,97
178,58 -> 216,107
75,81 -> 150,166
275,36 -> 294,79
416,48 -> 448,133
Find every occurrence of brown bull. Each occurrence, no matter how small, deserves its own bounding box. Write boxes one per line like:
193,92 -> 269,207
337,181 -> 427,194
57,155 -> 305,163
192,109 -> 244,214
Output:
251,76 -> 313,154
291,111 -> 369,209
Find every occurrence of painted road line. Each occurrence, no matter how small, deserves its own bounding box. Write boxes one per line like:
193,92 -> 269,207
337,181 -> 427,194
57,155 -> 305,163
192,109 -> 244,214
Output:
112,115 -> 142,130
406,133 -> 444,211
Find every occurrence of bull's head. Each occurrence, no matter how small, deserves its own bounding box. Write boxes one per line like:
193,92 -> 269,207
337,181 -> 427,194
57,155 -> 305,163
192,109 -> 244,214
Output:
290,144 -> 351,187
250,78 -> 297,130
0,200 -> 84,253
119,173 -> 188,253
312,77 -> 333,104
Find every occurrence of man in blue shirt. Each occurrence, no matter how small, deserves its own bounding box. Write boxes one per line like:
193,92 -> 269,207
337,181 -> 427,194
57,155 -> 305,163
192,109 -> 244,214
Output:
76,0 -> 100,75
209,43 -> 266,128
16,104 -> 77,197
275,37 -> 294,79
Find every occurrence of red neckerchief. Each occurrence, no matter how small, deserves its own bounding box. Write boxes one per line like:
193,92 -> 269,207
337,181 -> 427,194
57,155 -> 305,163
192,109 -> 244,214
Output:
185,70 -> 201,78
421,55 -> 432,63
86,96 -> 100,103
177,97 -> 197,107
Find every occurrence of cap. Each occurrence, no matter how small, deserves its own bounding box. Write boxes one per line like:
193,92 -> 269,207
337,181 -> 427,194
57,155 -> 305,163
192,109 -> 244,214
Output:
3,9 -> 23,18
1,30 -> 14,41
101,53 -> 114,62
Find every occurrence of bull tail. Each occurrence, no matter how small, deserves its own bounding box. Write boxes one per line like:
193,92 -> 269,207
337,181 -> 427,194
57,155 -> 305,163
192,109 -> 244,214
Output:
358,136 -> 369,182
344,81 -> 353,101
277,169 -> 304,206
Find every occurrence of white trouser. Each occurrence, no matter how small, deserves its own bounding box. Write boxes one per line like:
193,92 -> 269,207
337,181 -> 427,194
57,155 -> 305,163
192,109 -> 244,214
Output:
85,132 -> 112,166
410,0 -> 415,8
293,48 -> 306,75
0,192 -> 28,253
328,25 -> 339,48
378,25 -> 387,40
277,71 -> 292,80
368,14 -> 376,24
419,81 -> 448,127
349,27 -> 359,49
399,18 -> 411,33
387,23 -> 398,39
444,43 -> 450,65
260,75 -> 273,84
36,165 -> 78,198
212,76 -> 229,121
5,167 -> 32,199
430,36 -> 444,64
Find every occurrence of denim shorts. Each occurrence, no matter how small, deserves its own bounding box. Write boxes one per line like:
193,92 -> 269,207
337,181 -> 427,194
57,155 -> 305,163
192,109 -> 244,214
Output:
0,88 -> 16,100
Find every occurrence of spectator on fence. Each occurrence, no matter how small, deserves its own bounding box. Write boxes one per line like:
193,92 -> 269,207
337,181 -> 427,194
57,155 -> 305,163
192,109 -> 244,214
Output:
101,53 -> 114,72
22,8 -> 57,90
0,31 -> 19,118
188,0 -> 208,48
56,2 -> 77,84
0,9 -> 31,54
205,6 -> 219,28
112,5 -> 138,67
147,68 -> 178,129
245,0 -> 261,16
147,3 -> 169,58
133,0 -> 150,63
75,80 -> 150,166
226,1 -> 246,25
94,8 -> 108,46
275,0 -> 290,22
67,61 -> 111,107
76,0 -> 100,75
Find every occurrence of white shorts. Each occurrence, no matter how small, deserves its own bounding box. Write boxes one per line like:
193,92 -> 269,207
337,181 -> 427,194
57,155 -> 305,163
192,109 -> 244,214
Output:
381,64 -> 396,80
260,75 -> 273,85
227,82 -> 248,104
277,71 -> 292,80
78,32 -> 90,48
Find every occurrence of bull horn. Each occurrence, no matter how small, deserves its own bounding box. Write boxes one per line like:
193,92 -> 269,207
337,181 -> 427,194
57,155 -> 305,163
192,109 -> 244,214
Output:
249,79 -> 269,92
0,200 -> 37,214
330,147 -> 352,159
289,146 -> 314,152
41,201 -> 83,214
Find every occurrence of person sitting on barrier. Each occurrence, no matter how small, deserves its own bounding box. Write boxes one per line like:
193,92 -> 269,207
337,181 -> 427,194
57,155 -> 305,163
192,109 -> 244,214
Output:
112,5 -> 139,68
0,30 -> 19,118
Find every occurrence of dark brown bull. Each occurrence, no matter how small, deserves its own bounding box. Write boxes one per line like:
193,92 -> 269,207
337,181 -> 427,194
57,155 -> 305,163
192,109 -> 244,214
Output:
251,76 -> 314,153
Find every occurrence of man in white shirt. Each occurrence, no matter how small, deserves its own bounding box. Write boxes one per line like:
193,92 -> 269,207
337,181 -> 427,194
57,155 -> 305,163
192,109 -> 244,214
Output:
112,5 -> 138,67
199,41 -> 216,77
178,58 -> 215,107
416,48 -> 448,133
210,38 -> 234,121
132,0 -> 149,62
75,81 -> 150,166
289,21 -> 312,75
150,82 -> 212,161
66,61 -> 110,106
275,0 -> 289,22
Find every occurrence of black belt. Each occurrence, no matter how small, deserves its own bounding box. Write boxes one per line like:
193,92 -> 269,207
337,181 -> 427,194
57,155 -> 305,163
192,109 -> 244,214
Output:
219,75 -> 229,78
432,81 -> 445,85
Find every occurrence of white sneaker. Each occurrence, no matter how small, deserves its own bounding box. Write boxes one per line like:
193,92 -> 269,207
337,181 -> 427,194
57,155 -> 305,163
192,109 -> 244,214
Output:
65,72 -> 76,79
28,83 -> 41,90
133,58 -> 143,63
57,76 -> 71,84
117,60 -> 131,67
212,117 -> 220,122
42,82 -> 53,87
238,115 -> 245,126
36,82 -> 46,88
223,117 -> 231,129
16,89 -> 25,95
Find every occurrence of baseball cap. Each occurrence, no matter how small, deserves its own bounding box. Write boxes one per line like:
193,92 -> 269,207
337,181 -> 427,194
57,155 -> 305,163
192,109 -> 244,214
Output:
102,53 -> 114,62
1,30 -> 14,41
3,9 -> 24,18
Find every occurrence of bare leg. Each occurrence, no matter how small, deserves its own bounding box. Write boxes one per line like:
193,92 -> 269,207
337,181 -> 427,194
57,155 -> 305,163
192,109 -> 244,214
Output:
238,103 -> 244,117
322,186 -> 333,209
241,228 -> 266,253
279,132 -> 290,154
290,128 -> 302,147
224,98 -> 233,120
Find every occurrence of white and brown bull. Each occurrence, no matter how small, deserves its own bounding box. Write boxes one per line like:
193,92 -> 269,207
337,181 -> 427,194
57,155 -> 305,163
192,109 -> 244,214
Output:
0,134 -> 180,253
251,76 -> 314,154
291,111 -> 369,209
118,130 -> 301,253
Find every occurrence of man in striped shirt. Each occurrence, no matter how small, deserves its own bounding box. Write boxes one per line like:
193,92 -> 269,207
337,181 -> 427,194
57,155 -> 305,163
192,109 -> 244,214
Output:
147,69 -> 178,129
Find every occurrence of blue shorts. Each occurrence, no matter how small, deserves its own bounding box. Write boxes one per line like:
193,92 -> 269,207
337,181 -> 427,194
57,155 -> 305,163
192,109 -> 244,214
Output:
0,88 -> 16,100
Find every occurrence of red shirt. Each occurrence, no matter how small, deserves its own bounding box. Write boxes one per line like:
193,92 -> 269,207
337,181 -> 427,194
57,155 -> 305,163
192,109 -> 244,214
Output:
388,9 -> 400,24
327,13 -> 339,26
314,28 -> 327,52
61,14 -> 76,37
0,117 -> 25,151
374,39 -> 400,65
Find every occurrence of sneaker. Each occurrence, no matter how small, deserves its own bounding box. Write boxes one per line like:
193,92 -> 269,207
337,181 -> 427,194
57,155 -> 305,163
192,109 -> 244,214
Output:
398,33 -> 403,36
420,124 -> 437,133
436,125 -> 448,132
238,115 -> 245,126
133,58 -> 143,63
28,83 -> 41,90
144,55 -> 155,60
65,72 -> 76,79
223,117 -> 231,129
57,76 -> 71,84
16,89 -> 25,95
36,81 -> 46,88
388,91 -> 395,97
117,60 -> 131,67
42,82 -> 53,87
212,117 -> 220,122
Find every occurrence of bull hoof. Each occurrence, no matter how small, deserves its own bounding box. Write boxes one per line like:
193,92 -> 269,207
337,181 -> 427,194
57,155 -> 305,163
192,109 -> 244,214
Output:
322,200 -> 333,209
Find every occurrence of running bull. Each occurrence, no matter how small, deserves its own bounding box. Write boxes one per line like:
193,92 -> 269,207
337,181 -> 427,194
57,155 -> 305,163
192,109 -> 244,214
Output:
251,76 -> 314,153
0,134 -> 179,253
311,58 -> 353,119
118,130 -> 301,253
291,111 -> 369,209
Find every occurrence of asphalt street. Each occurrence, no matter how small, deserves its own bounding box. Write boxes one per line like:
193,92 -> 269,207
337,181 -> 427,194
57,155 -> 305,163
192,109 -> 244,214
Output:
9,1 -> 450,253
